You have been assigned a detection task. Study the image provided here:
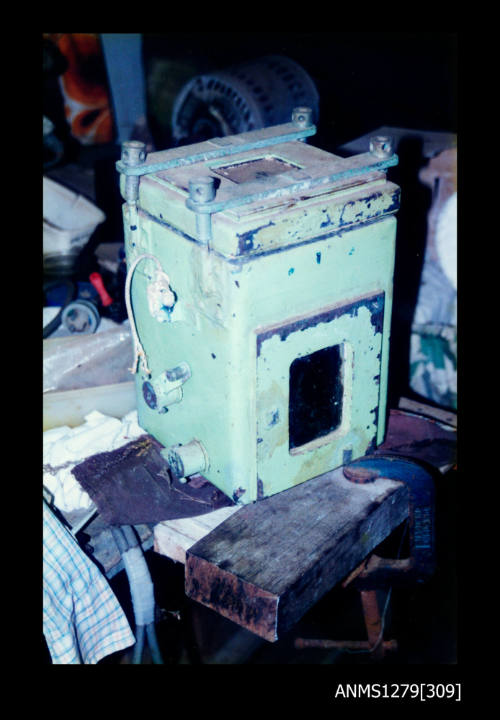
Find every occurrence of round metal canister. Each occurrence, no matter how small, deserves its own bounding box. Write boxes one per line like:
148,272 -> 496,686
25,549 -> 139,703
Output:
164,440 -> 209,479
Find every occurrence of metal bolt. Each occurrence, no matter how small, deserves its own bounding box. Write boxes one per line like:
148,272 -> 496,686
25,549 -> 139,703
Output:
343,465 -> 379,484
292,106 -> 313,128
188,176 -> 216,244
369,135 -> 393,159
188,176 -> 216,204
121,140 -> 147,166
121,141 -> 147,204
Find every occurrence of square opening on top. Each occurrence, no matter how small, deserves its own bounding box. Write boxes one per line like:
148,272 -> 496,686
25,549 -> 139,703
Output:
211,156 -> 301,184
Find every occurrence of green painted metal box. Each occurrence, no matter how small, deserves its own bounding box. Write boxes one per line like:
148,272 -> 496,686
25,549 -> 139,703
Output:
117,113 -> 400,504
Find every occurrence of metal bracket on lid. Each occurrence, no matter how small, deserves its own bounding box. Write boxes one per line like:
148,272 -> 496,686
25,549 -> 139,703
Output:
184,151 -> 398,243
116,111 -> 399,247
186,153 -> 399,216
115,115 -> 317,178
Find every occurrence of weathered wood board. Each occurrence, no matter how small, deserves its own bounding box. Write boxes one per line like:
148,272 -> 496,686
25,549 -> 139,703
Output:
185,467 -> 409,642
154,506 -> 240,564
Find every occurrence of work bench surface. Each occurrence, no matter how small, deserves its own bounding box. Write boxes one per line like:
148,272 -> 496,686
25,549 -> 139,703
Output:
77,405 -> 455,643
185,469 -> 409,642
181,406 -> 455,642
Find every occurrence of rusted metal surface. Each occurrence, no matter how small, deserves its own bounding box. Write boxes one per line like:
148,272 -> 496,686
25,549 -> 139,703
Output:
360,590 -> 384,658
294,588 -> 397,658
343,465 -> 379,484
377,408 -> 456,471
341,454 -> 436,588
295,586 -> 395,658
398,397 -> 456,428
256,291 -> 385,355
72,435 -> 234,526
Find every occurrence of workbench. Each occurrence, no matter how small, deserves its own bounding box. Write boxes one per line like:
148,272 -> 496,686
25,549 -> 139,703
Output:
68,401 -> 455,652
151,402 -> 455,644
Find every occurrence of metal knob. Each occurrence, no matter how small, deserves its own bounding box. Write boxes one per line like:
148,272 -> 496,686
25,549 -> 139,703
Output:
188,177 -> 217,244
292,106 -> 313,128
121,140 -> 147,166
369,135 -> 394,159
188,176 -> 217,204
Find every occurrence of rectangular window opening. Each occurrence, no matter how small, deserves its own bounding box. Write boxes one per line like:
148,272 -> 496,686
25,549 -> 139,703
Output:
289,344 -> 344,451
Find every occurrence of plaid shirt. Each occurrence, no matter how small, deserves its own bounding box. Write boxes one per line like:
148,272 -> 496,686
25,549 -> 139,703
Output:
43,502 -> 135,664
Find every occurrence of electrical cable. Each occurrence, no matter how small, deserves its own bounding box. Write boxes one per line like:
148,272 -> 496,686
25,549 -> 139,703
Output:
121,524 -> 139,549
111,526 -> 129,554
111,524 -> 164,664
124,253 -> 162,376
145,622 -> 163,665
132,624 -> 145,664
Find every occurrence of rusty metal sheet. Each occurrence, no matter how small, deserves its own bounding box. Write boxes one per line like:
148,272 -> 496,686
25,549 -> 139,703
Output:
376,409 -> 456,470
73,435 -> 234,525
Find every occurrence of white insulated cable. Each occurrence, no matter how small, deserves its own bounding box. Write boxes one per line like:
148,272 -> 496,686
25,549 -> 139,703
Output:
124,253 -> 168,376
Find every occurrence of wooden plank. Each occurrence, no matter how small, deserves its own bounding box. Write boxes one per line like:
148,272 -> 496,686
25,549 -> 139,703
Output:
185,467 -> 409,642
398,396 -> 457,429
153,506 -> 240,564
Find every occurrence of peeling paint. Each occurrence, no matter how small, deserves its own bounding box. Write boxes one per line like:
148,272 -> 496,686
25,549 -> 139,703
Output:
257,293 -> 385,353
267,409 -> 280,427
232,487 -> 247,502
320,209 -> 333,228
256,292 -> 386,496
227,185 -> 400,258
236,221 -> 276,254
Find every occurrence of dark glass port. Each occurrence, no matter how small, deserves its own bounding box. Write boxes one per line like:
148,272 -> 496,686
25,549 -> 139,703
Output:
289,344 -> 344,450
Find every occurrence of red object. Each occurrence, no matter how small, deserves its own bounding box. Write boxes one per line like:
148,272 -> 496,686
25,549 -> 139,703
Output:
89,272 -> 114,307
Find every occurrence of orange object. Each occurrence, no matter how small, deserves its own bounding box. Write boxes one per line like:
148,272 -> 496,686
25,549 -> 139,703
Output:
46,33 -> 113,145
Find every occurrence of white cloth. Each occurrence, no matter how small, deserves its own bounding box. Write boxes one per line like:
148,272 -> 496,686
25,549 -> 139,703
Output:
43,410 -> 145,513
